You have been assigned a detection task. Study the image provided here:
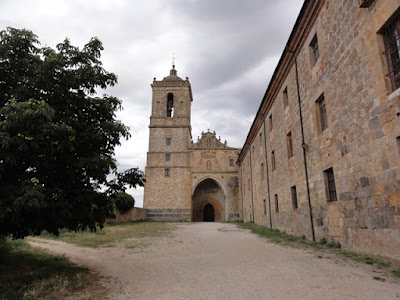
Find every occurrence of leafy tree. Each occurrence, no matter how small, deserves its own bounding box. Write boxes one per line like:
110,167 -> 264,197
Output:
0,27 -> 145,238
113,193 -> 135,213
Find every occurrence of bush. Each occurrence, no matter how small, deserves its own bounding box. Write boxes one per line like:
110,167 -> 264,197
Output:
114,193 -> 135,213
319,237 -> 327,244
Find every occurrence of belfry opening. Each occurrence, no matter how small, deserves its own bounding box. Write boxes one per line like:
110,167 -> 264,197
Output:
192,178 -> 224,222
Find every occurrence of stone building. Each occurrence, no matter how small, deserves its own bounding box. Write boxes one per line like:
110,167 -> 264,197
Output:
143,66 -> 240,222
238,0 -> 400,259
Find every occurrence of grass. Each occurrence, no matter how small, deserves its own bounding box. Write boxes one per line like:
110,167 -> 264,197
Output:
40,221 -> 175,248
235,222 -> 399,278
0,238 -> 107,300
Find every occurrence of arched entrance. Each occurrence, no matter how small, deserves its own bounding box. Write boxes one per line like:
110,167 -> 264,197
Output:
192,178 -> 225,222
203,204 -> 214,222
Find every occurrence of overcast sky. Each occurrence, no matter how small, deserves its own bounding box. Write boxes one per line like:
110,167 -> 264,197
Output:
0,0 -> 304,207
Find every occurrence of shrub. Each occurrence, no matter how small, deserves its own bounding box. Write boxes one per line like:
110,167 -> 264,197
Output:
319,237 -> 327,244
114,193 -> 135,213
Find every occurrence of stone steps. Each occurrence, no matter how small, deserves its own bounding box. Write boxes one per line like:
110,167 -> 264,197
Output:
146,208 -> 191,222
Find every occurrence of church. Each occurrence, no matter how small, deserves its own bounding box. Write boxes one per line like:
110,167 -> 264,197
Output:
143,66 -> 240,222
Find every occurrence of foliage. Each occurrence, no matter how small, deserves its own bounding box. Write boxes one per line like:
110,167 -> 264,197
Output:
0,27 -> 145,238
0,238 -> 106,299
392,268 -> 400,278
40,221 -> 174,248
319,237 -> 327,245
114,192 -> 135,212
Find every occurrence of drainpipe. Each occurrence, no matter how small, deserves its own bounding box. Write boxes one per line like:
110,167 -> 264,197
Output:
249,149 -> 255,222
263,120 -> 273,228
294,57 -> 315,242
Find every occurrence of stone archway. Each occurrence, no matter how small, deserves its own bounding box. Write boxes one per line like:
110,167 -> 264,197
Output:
192,178 -> 225,222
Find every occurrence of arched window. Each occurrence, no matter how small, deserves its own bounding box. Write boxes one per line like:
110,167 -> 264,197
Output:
167,93 -> 174,117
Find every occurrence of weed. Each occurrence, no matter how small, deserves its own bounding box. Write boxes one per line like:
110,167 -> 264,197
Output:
327,241 -> 341,248
319,237 -> 327,245
373,276 -> 386,282
392,269 -> 400,278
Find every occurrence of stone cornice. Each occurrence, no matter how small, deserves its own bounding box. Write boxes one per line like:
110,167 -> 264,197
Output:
237,0 -> 325,165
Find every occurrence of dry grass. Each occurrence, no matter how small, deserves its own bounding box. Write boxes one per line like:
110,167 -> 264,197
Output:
40,221 -> 175,248
0,238 -> 107,300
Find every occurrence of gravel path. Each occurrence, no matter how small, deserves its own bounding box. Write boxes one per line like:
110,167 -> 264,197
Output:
29,223 -> 400,299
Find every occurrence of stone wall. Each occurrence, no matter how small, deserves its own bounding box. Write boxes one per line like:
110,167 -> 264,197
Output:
239,0 -> 400,259
107,208 -> 147,223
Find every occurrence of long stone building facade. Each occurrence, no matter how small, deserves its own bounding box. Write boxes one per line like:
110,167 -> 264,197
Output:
238,0 -> 400,260
143,0 -> 400,260
143,66 -> 240,222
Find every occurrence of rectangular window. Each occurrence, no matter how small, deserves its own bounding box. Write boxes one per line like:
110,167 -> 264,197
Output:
317,94 -> 328,132
287,131 -> 293,158
324,168 -> 337,202
166,138 -> 171,145
248,178 -> 250,191
269,114 -> 273,132
164,168 -> 170,177
165,154 -> 171,162
261,163 -> 264,180
274,194 -> 279,213
263,199 -> 267,215
381,10 -> 400,91
271,151 -> 276,171
310,34 -> 319,66
229,158 -> 234,166
397,137 -> 400,157
283,87 -> 289,108
291,186 -> 298,210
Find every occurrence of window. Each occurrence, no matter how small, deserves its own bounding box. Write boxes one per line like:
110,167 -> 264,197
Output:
229,159 -> 234,166
324,168 -> 337,202
283,87 -> 289,108
381,10 -> 400,91
397,137 -> 400,157
166,138 -> 171,145
259,132 -> 262,144
261,163 -> 264,180
316,94 -> 328,132
165,154 -> 171,162
291,186 -> 298,210
164,168 -> 170,177
287,131 -> 293,158
274,194 -> 279,213
310,34 -> 319,66
271,151 -> 276,171
269,115 -> 273,132
263,199 -> 267,215
248,178 -> 250,191
167,93 -> 174,117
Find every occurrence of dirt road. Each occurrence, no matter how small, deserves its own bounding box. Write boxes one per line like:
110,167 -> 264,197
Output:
29,223 -> 400,299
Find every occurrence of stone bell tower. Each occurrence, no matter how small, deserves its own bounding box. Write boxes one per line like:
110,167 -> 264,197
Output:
143,65 -> 193,221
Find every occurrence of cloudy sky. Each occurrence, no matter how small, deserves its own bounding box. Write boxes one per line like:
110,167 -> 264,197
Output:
0,0 -> 304,206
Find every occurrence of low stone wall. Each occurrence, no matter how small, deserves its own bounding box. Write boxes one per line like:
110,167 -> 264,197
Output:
107,207 -> 147,223
146,208 -> 191,221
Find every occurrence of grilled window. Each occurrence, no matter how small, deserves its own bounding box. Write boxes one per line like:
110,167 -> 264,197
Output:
271,151 -> 276,171
283,87 -> 289,108
381,11 -> 400,91
166,138 -> 171,145
165,154 -> 171,162
229,159 -> 234,166
287,131 -> 293,158
310,34 -> 319,66
291,186 -> 298,210
317,94 -> 328,132
164,168 -> 170,177
324,168 -> 337,202
275,194 -> 279,213
263,199 -> 267,215
269,114 -> 273,132
261,163 -> 264,180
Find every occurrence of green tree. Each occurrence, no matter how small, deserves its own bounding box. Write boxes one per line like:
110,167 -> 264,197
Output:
0,27 -> 145,238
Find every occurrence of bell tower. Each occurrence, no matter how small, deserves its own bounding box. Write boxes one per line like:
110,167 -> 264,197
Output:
143,65 -> 193,221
